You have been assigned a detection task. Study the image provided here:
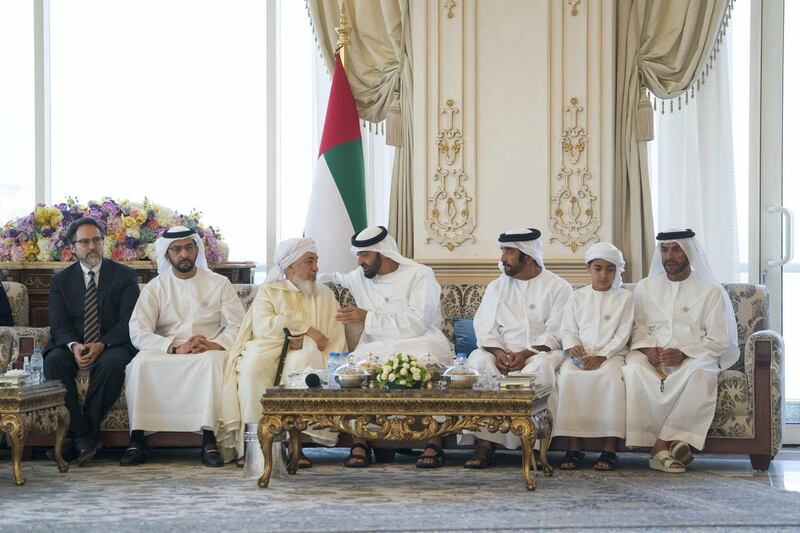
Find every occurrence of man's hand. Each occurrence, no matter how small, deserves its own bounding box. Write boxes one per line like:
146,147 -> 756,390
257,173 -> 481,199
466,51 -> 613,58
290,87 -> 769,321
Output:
73,342 -> 104,370
641,347 -> 662,368
174,336 -> 223,354
305,327 -> 329,351
659,348 -> 687,367
335,307 -> 368,325
508,350 -> 533,372
531,345 -> 551,353
582,355 -> 604,371
487,347 -> 511,375
287,335 -> 304,350
570,345 -> 587,357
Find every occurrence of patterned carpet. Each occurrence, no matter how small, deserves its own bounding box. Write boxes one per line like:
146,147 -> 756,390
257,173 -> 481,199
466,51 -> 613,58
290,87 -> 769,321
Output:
1,448 -> 800,532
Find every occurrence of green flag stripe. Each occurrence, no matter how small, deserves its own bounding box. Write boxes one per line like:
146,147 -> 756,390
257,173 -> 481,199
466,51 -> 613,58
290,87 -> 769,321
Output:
323,139 -> 368,233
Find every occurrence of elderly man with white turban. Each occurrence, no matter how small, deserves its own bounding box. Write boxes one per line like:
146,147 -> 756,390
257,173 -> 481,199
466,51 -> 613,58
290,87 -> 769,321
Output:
121,226 -> 244,467
325,225 -> 452,468
623,229 -> 738,474
218,237 -> 346,466
554,242 -> 633,472
463,228 -> 572,469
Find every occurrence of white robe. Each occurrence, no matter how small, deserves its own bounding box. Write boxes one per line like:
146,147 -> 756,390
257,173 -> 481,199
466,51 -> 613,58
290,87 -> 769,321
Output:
219,280 -> 346,457
552,286 -> 633,439
465,270 -> 571,448
622,272 -> 730,449
126,268 -> 244,433
328,264 -> 452,364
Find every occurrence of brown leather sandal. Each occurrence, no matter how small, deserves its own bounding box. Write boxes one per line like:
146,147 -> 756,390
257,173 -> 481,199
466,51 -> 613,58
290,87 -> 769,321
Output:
344,443 -> 371,468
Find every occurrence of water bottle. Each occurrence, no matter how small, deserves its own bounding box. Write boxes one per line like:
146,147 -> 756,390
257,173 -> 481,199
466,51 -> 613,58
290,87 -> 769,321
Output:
23,356 -> 31,375
31,348 -> 44,384
326,352 -> 342,389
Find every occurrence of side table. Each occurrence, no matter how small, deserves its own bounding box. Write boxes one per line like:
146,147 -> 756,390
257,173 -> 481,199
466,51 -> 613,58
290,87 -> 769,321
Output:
0,381 -> 70,485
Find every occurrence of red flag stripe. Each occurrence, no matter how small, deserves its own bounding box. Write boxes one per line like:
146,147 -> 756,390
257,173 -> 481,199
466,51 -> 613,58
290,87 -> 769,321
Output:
318,54 -> 362,157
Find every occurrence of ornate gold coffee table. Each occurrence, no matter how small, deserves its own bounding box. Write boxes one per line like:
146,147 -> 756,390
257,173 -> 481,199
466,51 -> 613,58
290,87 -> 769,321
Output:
257,387 -> 553,490
0,381 -> 70,485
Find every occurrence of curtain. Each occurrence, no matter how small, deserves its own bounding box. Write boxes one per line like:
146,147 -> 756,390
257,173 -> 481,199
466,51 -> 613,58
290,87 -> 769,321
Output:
307,0 -> 414,256
649,14 -> 739,283
614,0 -> 730,280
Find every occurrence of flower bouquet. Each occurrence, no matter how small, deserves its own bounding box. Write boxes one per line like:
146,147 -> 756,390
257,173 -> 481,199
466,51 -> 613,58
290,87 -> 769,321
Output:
0,198 -> 228,265
377,353 -> 430,389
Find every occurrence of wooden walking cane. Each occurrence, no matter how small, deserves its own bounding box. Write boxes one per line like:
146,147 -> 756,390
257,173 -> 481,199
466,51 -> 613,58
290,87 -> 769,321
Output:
274,327 -> 292,387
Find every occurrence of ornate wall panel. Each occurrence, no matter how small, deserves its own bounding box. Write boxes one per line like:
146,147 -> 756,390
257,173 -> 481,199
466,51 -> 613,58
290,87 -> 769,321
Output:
548,0 -> 602,254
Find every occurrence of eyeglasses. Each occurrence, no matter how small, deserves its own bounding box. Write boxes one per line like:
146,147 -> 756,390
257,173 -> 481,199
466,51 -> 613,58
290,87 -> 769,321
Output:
74,236 -> 104,247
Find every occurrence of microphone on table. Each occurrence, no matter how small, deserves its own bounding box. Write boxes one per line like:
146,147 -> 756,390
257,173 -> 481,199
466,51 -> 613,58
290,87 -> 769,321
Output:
305,373 -> 323,388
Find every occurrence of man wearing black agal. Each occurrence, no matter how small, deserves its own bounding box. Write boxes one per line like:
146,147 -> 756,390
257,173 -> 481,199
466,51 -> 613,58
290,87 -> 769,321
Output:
44,217 -> 140,465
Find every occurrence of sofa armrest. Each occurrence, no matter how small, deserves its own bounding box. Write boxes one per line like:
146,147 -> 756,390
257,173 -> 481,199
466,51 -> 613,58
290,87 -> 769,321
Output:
0,326 -> 51,371
744,330 -> 784,457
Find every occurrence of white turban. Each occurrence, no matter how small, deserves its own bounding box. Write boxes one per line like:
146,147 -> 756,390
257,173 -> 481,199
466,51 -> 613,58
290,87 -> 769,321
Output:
265,237 -> 317,283
350,226 -> 418,268
155,226 -> 209,276
649,229 -> 739,370
585,242 -> 625,289
498,228 -> 544,272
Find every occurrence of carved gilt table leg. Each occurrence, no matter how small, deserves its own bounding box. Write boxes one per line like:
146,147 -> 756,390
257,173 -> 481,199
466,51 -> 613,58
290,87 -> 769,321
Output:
286,427 -> 303,475
1,414 -> 28,486
511,416 -> 536,491
257,415 -> 284,489
53,405 -> 70,473
533,409 -> 554,476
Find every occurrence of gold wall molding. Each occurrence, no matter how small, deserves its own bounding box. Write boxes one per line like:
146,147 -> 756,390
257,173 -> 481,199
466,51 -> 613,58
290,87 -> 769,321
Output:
550,97 -> 599,253
443,0 -> 456,19
426,98 -> 476,251
420,258 -> 591,285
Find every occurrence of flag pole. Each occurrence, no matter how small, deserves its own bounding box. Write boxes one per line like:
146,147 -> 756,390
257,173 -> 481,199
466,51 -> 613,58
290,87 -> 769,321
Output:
335,3 -> 351,73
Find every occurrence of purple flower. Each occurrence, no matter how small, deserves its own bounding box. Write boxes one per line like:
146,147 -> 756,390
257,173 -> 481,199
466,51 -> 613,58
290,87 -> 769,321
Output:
124,236 -> 140,250
41,227 -> 53,237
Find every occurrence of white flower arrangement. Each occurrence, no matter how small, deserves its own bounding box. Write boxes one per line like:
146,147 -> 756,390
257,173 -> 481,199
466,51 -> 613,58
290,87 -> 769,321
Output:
377,353 -> 430,388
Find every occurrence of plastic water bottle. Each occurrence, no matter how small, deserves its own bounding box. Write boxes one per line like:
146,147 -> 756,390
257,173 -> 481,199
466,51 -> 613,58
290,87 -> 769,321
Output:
23,356 -> 31,374
31,348 -> 44,384
326,352 -> 342,389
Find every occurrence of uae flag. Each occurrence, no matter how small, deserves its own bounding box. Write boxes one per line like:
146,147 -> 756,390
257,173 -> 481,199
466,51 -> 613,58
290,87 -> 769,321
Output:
304,54 -> 367,274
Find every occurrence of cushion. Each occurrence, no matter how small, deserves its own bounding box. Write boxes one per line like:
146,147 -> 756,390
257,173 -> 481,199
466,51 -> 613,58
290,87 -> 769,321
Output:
452,318 -> 478,356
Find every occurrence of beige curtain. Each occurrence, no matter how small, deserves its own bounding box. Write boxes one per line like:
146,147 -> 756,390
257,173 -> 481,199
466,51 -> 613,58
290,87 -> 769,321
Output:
614,0 -> 729,280
308,0 -> 414,256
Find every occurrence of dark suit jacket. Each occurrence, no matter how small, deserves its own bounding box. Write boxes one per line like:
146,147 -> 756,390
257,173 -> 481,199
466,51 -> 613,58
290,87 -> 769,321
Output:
0,283 -> 13,326
44,259 -> 140,356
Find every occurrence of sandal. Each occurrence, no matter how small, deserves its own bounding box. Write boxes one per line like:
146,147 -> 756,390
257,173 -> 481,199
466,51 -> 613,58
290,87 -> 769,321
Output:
201,443 -> 224,467
291,451 -> 313,469
344,443 -> 371,468
594,450 -> 617,471
648,449 -> 685,473
416,443 -> 446,469
670,441 -> 694,466
559,450 -> 584,470
237,456 -> 245,468
464,444 -> 495,469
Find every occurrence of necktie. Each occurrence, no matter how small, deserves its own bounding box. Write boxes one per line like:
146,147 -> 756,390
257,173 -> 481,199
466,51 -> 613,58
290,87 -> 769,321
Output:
83,270 -> 100,344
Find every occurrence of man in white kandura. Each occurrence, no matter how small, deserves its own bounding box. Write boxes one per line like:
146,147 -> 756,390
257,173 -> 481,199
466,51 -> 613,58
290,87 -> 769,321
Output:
219,237 -> 346,466
464,228 -> 572,469
554,242 -> 633,472
623,229 -> 738,473
326,225 -> 452,468
121,226 -> 244,467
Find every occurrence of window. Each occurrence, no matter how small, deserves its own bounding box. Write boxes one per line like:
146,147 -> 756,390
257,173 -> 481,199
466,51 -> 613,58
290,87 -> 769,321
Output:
0,1 -> 35,225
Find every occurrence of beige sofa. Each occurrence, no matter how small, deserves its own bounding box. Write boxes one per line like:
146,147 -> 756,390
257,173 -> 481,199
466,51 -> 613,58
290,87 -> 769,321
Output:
0,280 -> 784,469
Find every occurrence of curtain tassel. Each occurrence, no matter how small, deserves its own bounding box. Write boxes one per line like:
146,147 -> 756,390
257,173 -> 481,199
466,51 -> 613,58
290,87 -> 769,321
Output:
636,87 -> 654,141
385,90 -> 403,146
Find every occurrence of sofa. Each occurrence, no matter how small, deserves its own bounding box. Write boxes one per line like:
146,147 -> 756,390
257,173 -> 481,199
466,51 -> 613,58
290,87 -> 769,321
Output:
0,280 -> 784,469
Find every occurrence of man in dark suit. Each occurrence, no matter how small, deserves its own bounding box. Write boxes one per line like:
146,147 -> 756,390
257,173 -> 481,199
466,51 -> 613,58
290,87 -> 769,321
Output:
44,217 -> 140,465
0,282 -> 13,326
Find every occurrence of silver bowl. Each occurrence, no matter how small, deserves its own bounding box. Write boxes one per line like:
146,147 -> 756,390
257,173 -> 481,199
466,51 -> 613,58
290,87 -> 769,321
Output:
445,373 -> 478,389
335,373 -> 368,388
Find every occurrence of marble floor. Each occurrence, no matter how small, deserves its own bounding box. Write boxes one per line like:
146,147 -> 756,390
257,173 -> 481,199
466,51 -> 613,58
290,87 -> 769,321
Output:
689,446 -> 800,493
